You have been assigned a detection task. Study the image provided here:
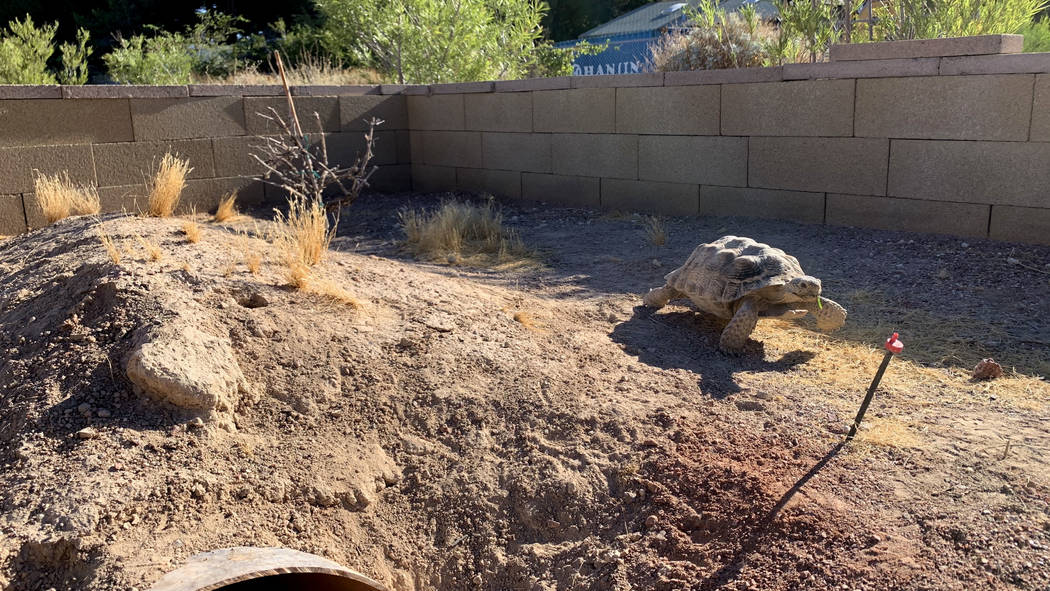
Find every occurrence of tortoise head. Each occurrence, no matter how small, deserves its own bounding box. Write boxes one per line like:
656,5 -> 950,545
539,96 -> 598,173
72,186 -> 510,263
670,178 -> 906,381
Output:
783,275 -> 822,301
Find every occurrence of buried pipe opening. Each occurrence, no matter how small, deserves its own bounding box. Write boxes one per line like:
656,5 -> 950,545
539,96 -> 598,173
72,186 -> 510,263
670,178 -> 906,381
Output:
216,572 -> 383,591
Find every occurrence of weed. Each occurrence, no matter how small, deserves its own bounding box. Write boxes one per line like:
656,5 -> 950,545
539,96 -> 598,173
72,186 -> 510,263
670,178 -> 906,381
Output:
513,310 -> 544,332
400,199 -> 534,267
273,196 -> 333,269
213,191 -> 238,223
146,153 -> 192,217
643,216 -> 666,247
182,219 -> 201,243
133,232 -> 163,262
245,251 -> 262,275
33,171 -> 100,224
95,222 -> 121,265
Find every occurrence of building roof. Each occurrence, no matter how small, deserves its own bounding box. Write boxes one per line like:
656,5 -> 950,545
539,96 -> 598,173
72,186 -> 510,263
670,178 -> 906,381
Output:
578,0 -> 778,40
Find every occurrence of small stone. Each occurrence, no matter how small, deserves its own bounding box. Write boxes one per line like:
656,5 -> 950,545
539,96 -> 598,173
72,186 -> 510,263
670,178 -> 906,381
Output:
651,259 -> 662,268
76,427 -> 99,440
973,358 -> 1003,380
77,403 -> 92,414
961,242 -> 969,248
187,417 -> 205,430
645,515 -> 658,528
96,409 -> 112,418
827,422 -> 850,435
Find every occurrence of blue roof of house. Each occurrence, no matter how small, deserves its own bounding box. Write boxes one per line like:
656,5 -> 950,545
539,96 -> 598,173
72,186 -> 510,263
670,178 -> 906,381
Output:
578,0 -> 778,40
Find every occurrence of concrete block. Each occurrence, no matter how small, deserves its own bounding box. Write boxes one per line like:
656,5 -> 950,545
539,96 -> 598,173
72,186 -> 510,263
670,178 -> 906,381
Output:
664,66 -> 782,86
291,85 -> 379,96
1031,74 -> 1050,141
0,85 -> 60,99
20,192 -> 49,229
370,164 -> 412,192
700,186 -> 825,224
464,93 -> 532,132
411,164 -> 457,192
341,95 -> 408,131
380,84 -> 410,95
0,144 -> 96,194
522,173 -> 600,208
888,139 -> 1050,208
180,177 -> 265,213
638,136 -> 747,187
533,89 -> 615,133
396,130 -> 412,164
325,130 -> 399,166
93,139 -> 215,186
407,94 -> 464,130
571,72 -> 663,88
600,178 -> 699,216
244,97 -> 339,134
722,79 -> 854,137
0,194 -> 26,234
855,75 -> 1033,141
782,58 -> 939,80
481,132 -> 552,173
188,85 -> 283,96
457,168 -> 522,199
411,131 -> 482,168
494,77 -> 571,92
989,205 -> 1050,244
131,97 -> 245,140
749,137 -> 888,195
430,81 -> 493,94
616,86 -> 719,135
552,134 -> 637,179
827,193 -> 990,237
401,86 -> 430,95
940,52 -> 1050,75
0,99 -> 133,147
63,85 -> 188,98
213,136 -> 268,178
830,35 -> 1023,61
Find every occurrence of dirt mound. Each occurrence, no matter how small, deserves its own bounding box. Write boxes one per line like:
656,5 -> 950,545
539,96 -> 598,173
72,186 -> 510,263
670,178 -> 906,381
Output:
1,198 -> 1048,591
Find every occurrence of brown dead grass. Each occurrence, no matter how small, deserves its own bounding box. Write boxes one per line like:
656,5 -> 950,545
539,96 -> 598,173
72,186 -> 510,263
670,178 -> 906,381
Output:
33,172 -> 100,224
208,56 -> 383,86
146,153 -> 192,217
181,220 -> 201,244
213,192 -> 238,223
274,197 -> 333,270
95,223 -> 121,265
132,232 -> 163,262
643,216 -> 666,247
513,310 -> 544,332
400,200 -> 534,268
854,418 -> 923,449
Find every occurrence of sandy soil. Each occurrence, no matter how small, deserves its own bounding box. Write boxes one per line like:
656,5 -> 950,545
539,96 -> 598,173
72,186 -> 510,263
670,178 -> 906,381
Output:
0,193 -> 1047,591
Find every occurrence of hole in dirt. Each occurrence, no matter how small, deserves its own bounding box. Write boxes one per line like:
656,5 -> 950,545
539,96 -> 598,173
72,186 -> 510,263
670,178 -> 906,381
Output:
236,291 -> 269,309
216,572 -> 380,591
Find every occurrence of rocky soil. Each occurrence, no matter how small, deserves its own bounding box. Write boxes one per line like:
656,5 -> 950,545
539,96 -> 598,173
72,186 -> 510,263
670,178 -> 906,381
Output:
0,193 -> 1047,591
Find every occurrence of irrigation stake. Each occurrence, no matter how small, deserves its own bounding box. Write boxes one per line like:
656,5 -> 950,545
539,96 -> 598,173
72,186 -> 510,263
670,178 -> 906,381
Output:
846,332 -> 904,441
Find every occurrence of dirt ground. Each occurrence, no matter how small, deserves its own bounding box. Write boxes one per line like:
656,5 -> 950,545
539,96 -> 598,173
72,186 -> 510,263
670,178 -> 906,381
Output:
0,192 -> 1047,591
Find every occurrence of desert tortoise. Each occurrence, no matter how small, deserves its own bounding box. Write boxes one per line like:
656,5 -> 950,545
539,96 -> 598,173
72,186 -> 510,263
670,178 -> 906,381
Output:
643,236 -> 846,353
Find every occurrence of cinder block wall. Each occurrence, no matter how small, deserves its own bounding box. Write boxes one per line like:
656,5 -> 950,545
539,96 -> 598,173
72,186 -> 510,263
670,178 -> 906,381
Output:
0,85 -> 410,234
405,53 -> 1050,245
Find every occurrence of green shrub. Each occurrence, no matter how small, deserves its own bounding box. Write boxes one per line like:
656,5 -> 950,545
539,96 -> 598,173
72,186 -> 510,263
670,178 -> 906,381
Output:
871,0 -> 1049,40
0,15 -> 91,84
1020,17 -> 1050,51
104,32 -> 195,84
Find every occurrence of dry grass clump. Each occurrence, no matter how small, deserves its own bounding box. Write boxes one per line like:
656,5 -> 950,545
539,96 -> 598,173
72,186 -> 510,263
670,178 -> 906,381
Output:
213,56 -> 383,86
213,191 -> 239,223
181,220 -> 201,243
400,200 -> 533,267
643,215 -> 666,246
95,223 -> 121,265
133,232 -> 163,262
274,197 -> 333,270
33,172 -> 100,224
854,418 -> 922,449
513,310 -> 541,331
146,153 -> 192,217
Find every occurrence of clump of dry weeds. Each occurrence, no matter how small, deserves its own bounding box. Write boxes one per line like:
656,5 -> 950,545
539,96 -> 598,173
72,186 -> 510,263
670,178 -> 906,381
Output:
147,153 -> 192,217
214,192 -> 238,223
274,197 -> 333,270
400,200 -> 533,267
33,172 -> 100,224
133,232 -> 163,262
95,223 -> 121,265
181,220 -> 201,243
643,215 -> 667,246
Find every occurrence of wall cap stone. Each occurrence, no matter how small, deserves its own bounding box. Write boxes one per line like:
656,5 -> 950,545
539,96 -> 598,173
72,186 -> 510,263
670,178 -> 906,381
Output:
664,66 -> 783,86
430,81 -> 494,94
0,85 -> 61,99
188,84 -> 285,96
570,72 -> 663,88
783,57 -> 940,80
940,52 -> 1050,75
494,77 -> 571,92
61,85 -> 189,98
830,34 -> 1023,61
291,85 -> 380,96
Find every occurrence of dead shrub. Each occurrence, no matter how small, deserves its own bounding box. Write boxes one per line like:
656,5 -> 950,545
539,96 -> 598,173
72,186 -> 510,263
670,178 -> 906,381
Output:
181,220 -> 201,243
399,199 -> 533,267
213,191 -> 238,223
33,171 -> 100,224
647,13 -> 770,72
273,196 -> 333,269
643,216 -> 667,246
147,153 -> 192,217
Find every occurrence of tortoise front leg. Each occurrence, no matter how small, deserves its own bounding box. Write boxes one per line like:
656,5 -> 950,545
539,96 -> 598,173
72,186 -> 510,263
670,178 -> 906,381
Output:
719,299 -> 759,354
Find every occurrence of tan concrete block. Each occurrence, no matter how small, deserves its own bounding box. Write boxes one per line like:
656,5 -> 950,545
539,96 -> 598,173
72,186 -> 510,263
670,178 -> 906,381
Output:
370,164 -> 412,192
830,35 -> 1023,61
340,95 -> 408,131
940,53 -> 1050,75
244,97 -> 339,134
522,173 -> 600,208
721,79 -> 854,137
213,136 -> 267,177
407,95 -> 464,131
189,85 -> 283,96
0,194 -> 26,234
396,131 -> 411,164
414,131 -> 482,168
21,192 -> 47,230
1031,74 -> 1050,141
494,77 -> 571,92
93,139 -> 215,186
571,72 -> 663,88
888,139 -> 1050,207
411,164 -> 457,192
457,168 -> 522,199
464,93 -> 532,132
700,186 -> 824,224
291,85 -> 379,96
430,81 -> 493,94
131,97 -> 245,140
638,136 -> 747,187
827,193 -> 990,237
989,205 -> 1050,244
325,131 -> 398,166
782,57 -> 939,80
749,137 -> 888,195
600,178 -> 698,216
664,66 -> 782,86
616,86 -> 719,135
0,144 -> 96,194
63,85 -> 188,98
533,89 -> 615,133
552,134 -> 636,179
0,99 -> 133,147
855,75 -> 1033,141
481,133 -> 551,173
180,177 -> 265,213
0,86 -> 60,99
409,131 -> 424,164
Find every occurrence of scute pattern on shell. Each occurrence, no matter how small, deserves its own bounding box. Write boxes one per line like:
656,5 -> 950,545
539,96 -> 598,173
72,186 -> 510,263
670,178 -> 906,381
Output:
665,236 -> 806,305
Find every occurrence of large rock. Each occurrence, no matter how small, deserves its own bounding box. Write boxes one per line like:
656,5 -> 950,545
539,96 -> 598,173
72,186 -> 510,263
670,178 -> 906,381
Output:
125,320 -> 252,429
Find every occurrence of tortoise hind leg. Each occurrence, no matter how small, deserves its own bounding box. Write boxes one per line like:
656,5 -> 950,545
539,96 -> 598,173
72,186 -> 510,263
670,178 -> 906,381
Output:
719,299 -> 759,354
643,284 -> 683,309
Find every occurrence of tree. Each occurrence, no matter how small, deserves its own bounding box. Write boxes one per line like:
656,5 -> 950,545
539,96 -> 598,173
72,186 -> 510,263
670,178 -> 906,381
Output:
315,0 -> 547,83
